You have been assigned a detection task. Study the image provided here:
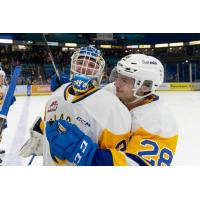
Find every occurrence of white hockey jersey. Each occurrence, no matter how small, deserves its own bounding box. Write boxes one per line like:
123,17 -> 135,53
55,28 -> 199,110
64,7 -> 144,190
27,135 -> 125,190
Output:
43,83 -> 132,166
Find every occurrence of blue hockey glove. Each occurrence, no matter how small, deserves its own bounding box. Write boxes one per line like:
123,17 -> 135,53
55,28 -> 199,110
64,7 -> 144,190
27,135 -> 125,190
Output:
46,119 -> 97,166
50,73 -> 69,92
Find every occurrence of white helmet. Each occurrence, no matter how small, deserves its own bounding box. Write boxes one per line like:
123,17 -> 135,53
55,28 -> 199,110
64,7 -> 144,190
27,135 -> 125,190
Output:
116,54 -> 164,97
0,70 -> 5,79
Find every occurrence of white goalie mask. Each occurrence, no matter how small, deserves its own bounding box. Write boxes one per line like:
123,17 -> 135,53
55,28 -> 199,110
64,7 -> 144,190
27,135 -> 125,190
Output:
70,46 -> 105,85
113,54 -> 164,98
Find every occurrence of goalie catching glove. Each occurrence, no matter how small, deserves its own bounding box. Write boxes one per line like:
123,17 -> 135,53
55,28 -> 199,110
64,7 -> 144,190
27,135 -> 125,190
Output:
19,116 -> 43,157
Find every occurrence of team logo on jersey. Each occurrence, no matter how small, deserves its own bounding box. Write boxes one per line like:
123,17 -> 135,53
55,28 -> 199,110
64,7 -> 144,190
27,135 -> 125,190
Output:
47,101 -> 58,112
73,80 -> 88,89
76,116 -> 91,127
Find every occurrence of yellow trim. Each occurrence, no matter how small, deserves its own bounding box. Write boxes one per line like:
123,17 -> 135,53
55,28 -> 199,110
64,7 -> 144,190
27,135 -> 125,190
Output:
145,95 -> 157,104
110,149 -> 126,166
99,128 -> 131,150
54,156 -> 68,165
40,120 -> 45,134
73,87 -> 91,93
14,94 -> 27,96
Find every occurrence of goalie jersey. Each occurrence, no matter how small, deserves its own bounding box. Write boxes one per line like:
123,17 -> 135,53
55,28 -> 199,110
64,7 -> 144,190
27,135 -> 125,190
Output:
91,83 -> 179,166
43,82 -> 132,166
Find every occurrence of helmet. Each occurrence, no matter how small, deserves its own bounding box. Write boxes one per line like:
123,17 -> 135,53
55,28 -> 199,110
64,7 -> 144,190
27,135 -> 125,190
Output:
116,54 -> 164,98
0,70 -> 5,78
70,46 -> 105,93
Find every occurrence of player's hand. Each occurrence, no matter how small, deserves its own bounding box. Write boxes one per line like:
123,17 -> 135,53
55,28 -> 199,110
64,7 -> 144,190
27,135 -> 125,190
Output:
46,119 -> 97,166
50,73 -> 69,92
19,117 -> 43,157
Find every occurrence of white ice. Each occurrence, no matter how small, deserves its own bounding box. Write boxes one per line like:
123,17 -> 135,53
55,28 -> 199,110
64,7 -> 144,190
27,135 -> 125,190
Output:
1,91 -> 200,166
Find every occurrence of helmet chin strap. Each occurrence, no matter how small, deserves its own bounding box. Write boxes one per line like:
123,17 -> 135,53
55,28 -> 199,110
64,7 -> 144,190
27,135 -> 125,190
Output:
121,88 -> 153,110
133,88 -> 153,100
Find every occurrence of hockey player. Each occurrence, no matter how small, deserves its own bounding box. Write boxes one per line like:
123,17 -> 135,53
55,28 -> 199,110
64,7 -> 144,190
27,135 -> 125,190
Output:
19,46 -> 132,166
0,68 -> 17,166
0,69 -> 7,165
45,54 -> 179,166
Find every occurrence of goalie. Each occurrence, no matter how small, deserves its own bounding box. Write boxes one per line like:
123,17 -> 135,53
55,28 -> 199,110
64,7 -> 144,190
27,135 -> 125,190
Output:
19,46 -> 132,166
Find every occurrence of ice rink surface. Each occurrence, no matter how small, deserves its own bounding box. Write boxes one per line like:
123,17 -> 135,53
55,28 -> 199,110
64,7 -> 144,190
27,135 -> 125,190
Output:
1,91 -> 200,166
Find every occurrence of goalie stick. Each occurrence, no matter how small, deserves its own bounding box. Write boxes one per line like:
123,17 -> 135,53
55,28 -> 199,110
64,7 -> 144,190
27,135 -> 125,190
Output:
42,33 -> 61,82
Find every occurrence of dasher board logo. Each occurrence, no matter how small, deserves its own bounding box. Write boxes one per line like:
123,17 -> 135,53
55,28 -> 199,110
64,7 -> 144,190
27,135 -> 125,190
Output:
47,101 -> 58,112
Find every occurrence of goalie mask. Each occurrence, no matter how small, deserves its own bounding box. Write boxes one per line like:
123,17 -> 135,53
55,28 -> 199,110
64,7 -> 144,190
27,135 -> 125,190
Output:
111,54 -> 164,99
70,46 -> 105,93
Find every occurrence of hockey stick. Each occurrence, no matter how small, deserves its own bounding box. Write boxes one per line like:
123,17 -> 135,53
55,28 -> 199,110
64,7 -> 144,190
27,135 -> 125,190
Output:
0,66 -> 21,134
42,33 -> 61,82
27,154 -> 36,166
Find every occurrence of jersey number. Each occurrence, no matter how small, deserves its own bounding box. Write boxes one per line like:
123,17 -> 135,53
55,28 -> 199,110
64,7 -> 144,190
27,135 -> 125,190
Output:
115,140 -> 126,151
138,140 -> 173,166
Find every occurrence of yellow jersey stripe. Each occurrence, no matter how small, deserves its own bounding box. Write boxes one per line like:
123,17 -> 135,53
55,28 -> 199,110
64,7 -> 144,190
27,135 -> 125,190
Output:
110,149 -> 126,166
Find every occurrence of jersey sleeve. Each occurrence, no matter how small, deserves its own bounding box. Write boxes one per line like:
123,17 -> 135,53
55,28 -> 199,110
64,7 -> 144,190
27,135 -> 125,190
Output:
125,127 -> 178,166
91,148 -> 150,166
91,127 -> 178,166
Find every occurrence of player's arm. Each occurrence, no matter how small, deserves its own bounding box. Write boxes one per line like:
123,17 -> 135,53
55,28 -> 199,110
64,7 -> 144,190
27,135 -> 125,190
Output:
46,119 -> 178,166
91,148 -> 150,166
19,116 -> 44,157
123,128 -> 178,166
95,129 -> 178,166
50,73 -> 69,92
45,119 -> 149,166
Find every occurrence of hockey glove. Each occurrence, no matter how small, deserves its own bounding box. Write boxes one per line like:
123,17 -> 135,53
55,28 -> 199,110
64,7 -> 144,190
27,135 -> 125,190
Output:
50,73 -> 69,92
46,119 -> 97,166
19,116 -> 43,157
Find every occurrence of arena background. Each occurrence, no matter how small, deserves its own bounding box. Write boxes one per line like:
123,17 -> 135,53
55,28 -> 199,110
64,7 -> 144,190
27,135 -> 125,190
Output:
1,33 -> 200,95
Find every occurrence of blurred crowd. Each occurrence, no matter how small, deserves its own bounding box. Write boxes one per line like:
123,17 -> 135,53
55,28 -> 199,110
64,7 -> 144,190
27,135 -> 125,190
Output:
1,44 -> 200,85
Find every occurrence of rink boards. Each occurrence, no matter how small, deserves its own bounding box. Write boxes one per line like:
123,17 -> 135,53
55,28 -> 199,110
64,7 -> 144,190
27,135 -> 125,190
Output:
15,85 -> 52,96
14,82 -> 200,97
